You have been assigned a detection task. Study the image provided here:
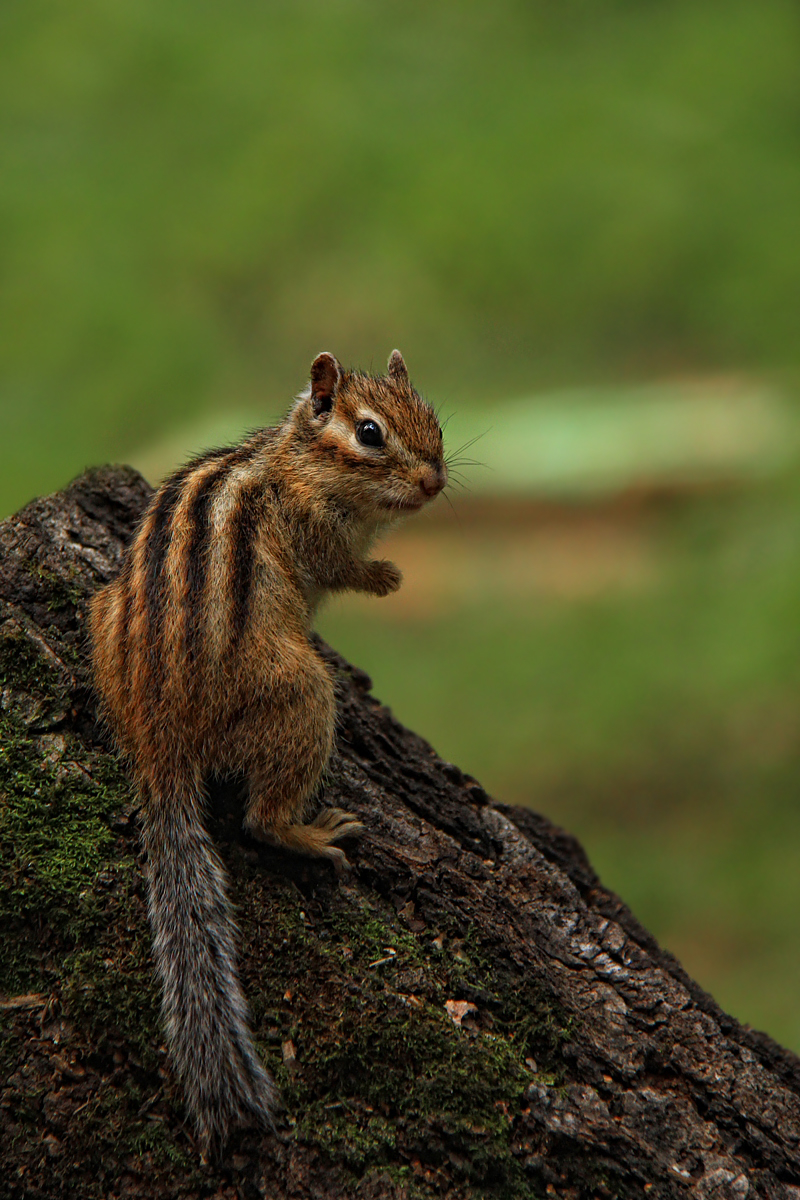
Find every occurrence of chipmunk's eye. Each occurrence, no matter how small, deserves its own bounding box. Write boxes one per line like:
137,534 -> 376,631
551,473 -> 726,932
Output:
356,420 -> 384,448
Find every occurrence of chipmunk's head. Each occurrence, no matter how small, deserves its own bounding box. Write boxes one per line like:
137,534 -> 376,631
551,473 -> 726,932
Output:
289,350 -> 447,520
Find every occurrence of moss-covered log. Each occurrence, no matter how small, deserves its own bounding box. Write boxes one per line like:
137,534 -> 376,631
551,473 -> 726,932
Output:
1,467 -> 800,1199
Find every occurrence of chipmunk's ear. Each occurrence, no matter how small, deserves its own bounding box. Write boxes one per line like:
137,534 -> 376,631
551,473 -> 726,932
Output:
310,352 -> 342,417
387,349 -> 409,385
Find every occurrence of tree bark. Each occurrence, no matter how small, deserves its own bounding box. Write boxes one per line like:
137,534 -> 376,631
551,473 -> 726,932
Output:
1,466 -> 799,1199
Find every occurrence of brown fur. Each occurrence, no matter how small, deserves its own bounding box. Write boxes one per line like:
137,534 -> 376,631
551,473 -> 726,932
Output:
89,351 -> 446,1153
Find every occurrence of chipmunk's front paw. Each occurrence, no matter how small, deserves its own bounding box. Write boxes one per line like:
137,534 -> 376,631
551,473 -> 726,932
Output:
364,560 -> 402,597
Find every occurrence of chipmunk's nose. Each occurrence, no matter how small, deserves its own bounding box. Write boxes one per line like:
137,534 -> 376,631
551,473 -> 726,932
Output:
419,461 -> 448,498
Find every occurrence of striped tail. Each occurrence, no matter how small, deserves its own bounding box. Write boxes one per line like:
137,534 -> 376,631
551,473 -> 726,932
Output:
141,780 -> 279,1154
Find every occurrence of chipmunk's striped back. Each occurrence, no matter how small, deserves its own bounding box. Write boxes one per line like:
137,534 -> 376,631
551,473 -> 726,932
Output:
93,433 -> 274,761
89,351 -> 446,1154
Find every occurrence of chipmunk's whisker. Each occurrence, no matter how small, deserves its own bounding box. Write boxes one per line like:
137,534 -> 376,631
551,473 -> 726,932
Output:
447,430 -> 490,459
441,487 -> 463,528
445,456 -> 487,471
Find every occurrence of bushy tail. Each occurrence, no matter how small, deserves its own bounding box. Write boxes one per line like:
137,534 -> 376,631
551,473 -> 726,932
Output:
142,781 -> 279,1153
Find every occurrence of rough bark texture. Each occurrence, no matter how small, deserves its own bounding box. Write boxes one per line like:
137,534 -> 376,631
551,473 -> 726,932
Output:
1,466 -> 799,1200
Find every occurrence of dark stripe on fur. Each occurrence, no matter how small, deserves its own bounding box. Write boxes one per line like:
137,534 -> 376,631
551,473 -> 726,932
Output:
183,461 -> 236,662
315,440 -> 389,473
140,443 -> 256,666
142,471 -> 191,675
115,556 -> 134,691
228,479 -> 265,649
141,449 -> 231,651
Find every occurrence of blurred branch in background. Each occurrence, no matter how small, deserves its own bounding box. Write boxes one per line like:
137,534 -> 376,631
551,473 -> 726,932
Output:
2,0 -> 800,1051
451,379 -> 795,499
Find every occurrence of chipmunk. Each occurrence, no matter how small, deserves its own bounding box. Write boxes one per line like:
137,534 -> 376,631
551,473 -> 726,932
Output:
89,350 -> 446,1153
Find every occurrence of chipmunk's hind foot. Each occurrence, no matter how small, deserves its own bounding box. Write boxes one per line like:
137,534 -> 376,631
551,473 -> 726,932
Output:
310,806 -> 364,840
251,807 -> 363,872
310,807 -> 364,872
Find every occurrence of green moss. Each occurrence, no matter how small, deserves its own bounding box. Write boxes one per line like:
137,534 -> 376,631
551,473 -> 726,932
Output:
322,903 -> 426,975
0,623 -> 62,697
0,733 -> 159,1069
246,890 -> 563,1197
231,876 -> 562,1193
0,629 -> 183,1180
37,564 -> 85,616
61,929 -> 160,1071
0,629 -> 134,995
305,1108 -> 398,1171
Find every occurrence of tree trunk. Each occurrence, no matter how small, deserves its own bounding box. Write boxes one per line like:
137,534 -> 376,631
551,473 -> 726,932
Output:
1,466 -> 799,1199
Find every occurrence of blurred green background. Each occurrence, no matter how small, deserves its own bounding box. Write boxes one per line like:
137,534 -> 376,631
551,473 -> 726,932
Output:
3,0 -> 800,1048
